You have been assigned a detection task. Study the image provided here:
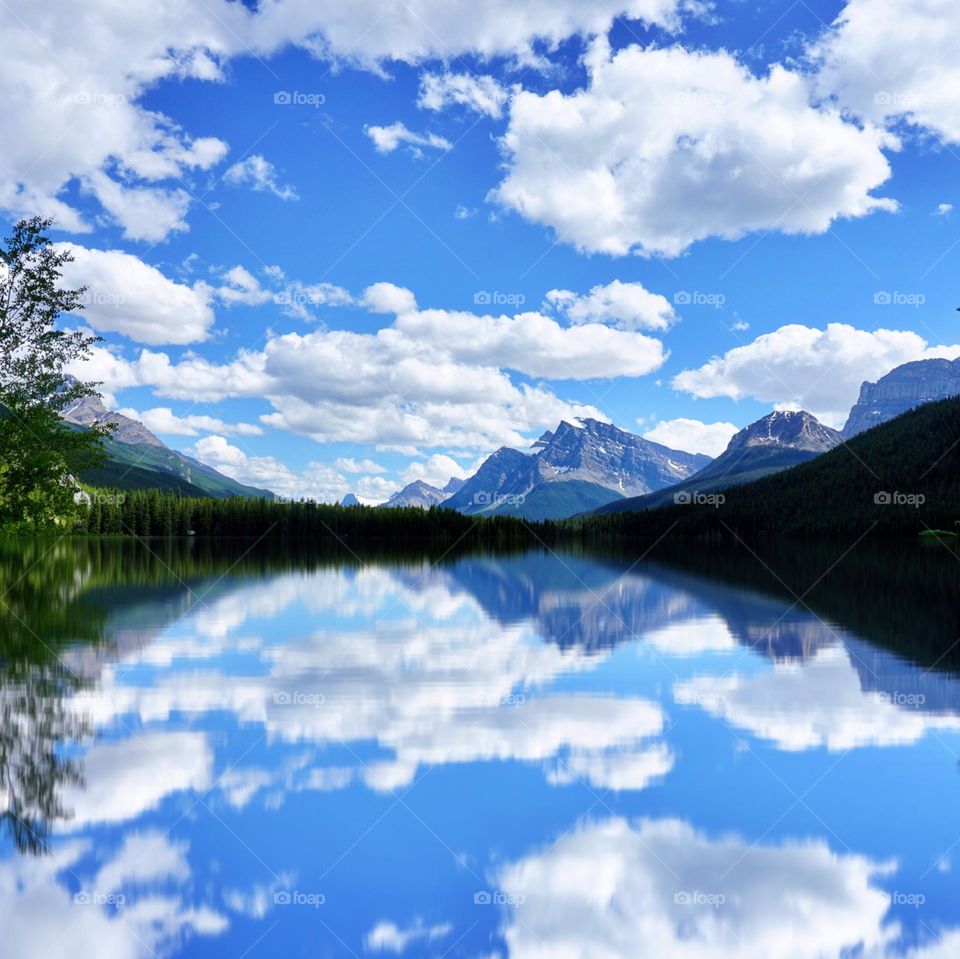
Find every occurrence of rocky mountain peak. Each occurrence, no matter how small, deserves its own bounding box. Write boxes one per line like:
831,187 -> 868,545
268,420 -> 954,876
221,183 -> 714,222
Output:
726,410 -> 842,454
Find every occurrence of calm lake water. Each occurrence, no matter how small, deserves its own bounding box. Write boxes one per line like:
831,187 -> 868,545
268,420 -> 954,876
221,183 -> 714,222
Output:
3,536 -> 960,958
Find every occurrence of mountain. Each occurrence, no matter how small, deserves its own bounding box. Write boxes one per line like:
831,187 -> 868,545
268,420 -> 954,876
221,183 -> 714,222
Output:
444,419 -> 711,520
382,476 -> 465,509
594,411 -> 842,515
62,388 -> 273,500
843,356 -> 960,437
61,390 -> 165,447
340,493 -> 360,506
588,396 -> 960,538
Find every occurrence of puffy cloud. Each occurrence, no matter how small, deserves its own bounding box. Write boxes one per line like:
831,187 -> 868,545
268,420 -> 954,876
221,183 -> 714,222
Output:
393,308 -> 667,379
418,72 -> 508,117
116,406 -> 263,437
399,453 -> 473,488
70,289 -> 661,451
546,279 -> 676,331
813,0 -> 960,143
0,0 -> 702,241
676,644 -> 960,751
493,41 -> 896,257
223,154 -> 298,200
365,920 -> 452,953
0,837 -> 228,959
188,436 -> 349,501
642,417 -> 739,457
672,323 -> 960,427
61,732 -> 213,827
333,457 -> 388,474
214,265 -> 276,306
365,122 -> 451,155
495,817 -> 895,959
361,282 -> 418,315
244,0 -> 692,66
0,2 -> 233,240
58,244 -> 215,345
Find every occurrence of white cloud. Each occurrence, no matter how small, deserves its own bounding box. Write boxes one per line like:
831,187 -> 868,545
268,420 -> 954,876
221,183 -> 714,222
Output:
365,122 -> 452,155
189,436 -> 347,501
493,40 -> 896,257
813,0 -> 960,143
642,418 -> 739,457
936,202 -> 953,216
677,644 -> 960,751
0,838 -> 228,959
418,72 -> 508,117
672,323 -> 960,427
61,732 -> 212,827
394,308 -> 667,379
223,154 -> 298,200
0,0 -> 700,241
58,244 -> 215,345
546,279 -> 676,331
454,204 -> 477,219
71,289 -> 661,452
366,920 -> 452,953
117,406 -> 263,437
334,457 -> 388,474
244,0 -> 691,66
399,454 -> 472,488
361,282 -> 418,315
496,817 -> 895,959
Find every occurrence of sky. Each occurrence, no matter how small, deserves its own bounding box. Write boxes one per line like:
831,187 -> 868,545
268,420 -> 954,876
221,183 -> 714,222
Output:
6,0 -> 960,502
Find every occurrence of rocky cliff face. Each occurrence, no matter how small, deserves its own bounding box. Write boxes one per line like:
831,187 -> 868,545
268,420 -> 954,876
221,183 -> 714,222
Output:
843,357 -> 960,437
61,393 -> 165,447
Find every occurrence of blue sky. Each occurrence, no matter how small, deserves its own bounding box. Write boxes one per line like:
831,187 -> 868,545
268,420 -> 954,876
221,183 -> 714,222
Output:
8,0 -> 960,500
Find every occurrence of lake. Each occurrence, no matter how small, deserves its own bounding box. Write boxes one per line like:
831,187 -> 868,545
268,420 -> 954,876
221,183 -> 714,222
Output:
2,536 -> 960,958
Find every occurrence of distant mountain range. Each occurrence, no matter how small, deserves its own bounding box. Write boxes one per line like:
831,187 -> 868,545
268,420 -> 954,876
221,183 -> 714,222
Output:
62,391 -> 273,500
595,411 -> 842,515
382,477 -> 465,509
442,419 -> 711,520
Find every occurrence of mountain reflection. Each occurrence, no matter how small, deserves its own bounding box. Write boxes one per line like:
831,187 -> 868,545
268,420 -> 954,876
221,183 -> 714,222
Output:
1,537 -> 960,957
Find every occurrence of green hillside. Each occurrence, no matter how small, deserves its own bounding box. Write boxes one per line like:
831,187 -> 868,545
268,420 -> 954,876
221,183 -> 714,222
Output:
80,434 -> 273,500
492,479 -> 623,520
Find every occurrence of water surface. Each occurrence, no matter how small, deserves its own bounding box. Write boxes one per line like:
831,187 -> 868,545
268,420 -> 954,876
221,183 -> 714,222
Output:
2,538 -> 960,958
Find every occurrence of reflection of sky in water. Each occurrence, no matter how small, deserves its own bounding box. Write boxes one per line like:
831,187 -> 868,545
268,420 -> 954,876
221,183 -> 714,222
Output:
3,551 -> 960,958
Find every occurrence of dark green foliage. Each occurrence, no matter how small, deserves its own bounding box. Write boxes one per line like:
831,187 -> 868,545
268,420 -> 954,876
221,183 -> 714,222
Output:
573,395 -> 960,542
0,217 -> 106,529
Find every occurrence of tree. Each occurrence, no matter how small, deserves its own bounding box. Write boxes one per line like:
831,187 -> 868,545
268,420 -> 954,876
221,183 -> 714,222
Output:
0,217 -> 107,529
